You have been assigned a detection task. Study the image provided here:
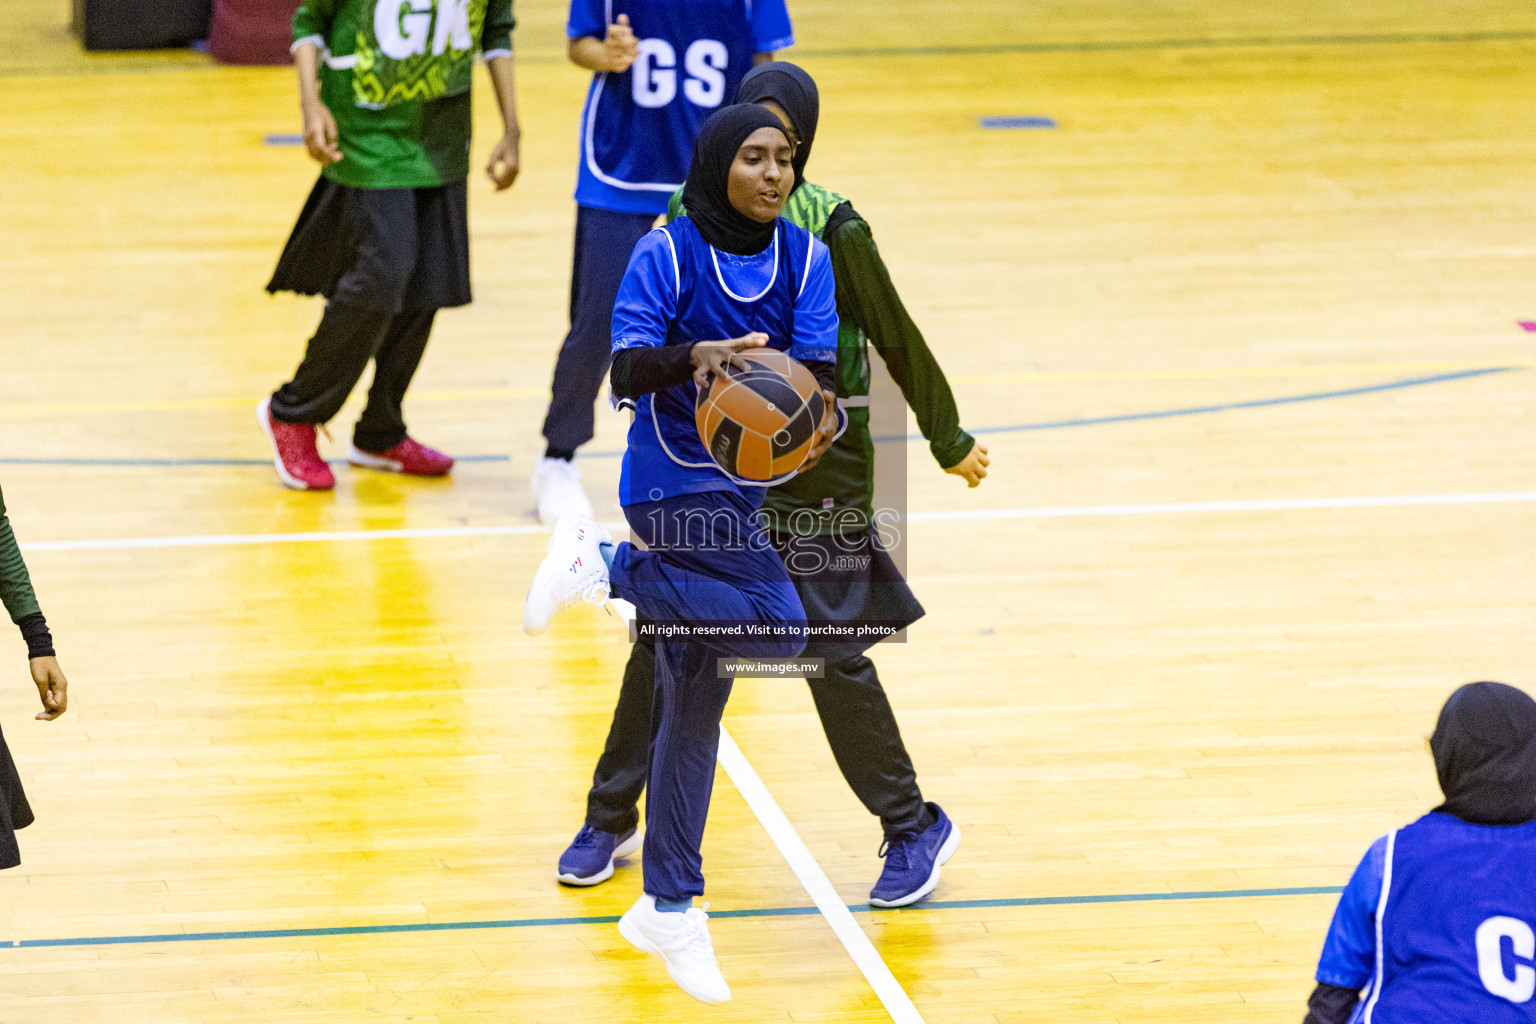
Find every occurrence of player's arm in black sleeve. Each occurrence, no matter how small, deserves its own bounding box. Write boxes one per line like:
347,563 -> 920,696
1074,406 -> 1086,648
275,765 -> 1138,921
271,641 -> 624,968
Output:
610,346 -> 697,399
806,360 -> 836,394
824,206 -> 975,469
1301,982 -> 1360,1024
611,348 -> 833,399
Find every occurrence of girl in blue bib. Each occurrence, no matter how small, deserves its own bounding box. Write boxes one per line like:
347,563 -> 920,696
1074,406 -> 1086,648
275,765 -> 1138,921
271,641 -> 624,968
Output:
1306,681 -> 1536,1023
522,104 -> 839,1004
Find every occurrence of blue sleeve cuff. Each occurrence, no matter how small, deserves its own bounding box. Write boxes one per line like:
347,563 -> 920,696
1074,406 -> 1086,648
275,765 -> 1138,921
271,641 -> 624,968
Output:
566,0 -> 606,40
1315,969 -> 1369,990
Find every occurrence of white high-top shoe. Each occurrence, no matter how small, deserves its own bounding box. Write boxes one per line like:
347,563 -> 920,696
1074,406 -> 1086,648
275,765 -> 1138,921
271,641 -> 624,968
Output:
618,894 -> 731,1004
531,456 -> 594,526
522,515 -> 612,636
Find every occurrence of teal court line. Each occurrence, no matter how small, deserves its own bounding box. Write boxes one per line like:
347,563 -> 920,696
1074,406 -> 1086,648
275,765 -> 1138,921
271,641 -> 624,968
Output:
5,885 -> 1344,950
0,366 -> 1518,469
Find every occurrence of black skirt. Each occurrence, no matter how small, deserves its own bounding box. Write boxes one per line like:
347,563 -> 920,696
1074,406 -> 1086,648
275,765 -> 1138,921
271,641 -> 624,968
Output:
267,176 -> 472,311
0,722 -> 34,870
771,527 -> 926,663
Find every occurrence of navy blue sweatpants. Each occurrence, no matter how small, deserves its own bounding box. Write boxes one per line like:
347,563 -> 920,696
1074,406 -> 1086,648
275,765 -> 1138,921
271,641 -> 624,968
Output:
540,205 -> 658,453
609,490 -> 807,903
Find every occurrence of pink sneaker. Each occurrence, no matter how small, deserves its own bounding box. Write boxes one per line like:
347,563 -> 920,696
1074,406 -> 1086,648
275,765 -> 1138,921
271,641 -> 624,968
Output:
257,398 -> 335,491
348,437 -> 454,477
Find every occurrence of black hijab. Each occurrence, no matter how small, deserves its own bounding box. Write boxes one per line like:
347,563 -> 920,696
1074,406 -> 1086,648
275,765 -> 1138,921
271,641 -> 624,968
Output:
1430,681 -> 1536,826
735,61 -> 819,192
680,104 -> 790,256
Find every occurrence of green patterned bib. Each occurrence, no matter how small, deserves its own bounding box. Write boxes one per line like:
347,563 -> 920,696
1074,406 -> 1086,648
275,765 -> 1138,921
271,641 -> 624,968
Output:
354,0 -> 487,110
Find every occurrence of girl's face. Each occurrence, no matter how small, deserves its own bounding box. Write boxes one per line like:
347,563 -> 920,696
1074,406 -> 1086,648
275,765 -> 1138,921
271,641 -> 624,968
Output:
727,126 -> 794,223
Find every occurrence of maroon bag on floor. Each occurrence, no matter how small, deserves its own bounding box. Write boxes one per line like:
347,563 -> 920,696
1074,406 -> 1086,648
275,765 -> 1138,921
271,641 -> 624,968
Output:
208,0 -> 301,65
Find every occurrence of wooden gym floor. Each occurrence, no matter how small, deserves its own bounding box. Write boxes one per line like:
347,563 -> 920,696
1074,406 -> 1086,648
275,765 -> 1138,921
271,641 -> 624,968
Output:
1,1 -> 1534,1020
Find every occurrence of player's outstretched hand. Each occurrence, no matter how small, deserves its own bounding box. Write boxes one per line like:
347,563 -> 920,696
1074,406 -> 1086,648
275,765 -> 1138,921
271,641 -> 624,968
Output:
798,388 -> 840,472
946,441 -> 989,488
486,133 -> 521,191
29,656 -> 68,721
605,14 -> 640,72
690,333 -> 767,388
302,102 -> 342,166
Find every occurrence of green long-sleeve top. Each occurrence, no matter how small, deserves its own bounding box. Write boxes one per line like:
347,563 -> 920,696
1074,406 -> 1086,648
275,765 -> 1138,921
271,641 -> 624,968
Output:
292,0 -> 515,189
0,487 -> 41,625
668,182 -> 976,534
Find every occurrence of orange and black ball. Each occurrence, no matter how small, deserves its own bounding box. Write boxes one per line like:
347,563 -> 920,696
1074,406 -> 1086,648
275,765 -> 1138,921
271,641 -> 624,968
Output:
695,350 -> 825,482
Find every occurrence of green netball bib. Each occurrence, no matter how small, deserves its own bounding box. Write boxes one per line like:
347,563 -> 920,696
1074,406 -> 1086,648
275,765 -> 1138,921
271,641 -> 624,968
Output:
354,0 -> 487,110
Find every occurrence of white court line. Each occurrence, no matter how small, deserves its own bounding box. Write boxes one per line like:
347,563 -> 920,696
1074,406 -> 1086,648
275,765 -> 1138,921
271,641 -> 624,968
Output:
18,523 -> 579,552
905,491 -> 1536,522
716,726 -> 925,1024
18,491 -> 1536,552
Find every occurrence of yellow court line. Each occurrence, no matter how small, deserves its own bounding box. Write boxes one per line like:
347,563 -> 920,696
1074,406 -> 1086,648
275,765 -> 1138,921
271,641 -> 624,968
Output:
2,361 -> 1530,418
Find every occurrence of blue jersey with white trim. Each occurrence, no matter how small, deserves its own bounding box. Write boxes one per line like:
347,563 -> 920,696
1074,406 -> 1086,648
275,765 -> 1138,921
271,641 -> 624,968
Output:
1315,812 -> 1536,1022
611,216 -> 838,506
567,0 -> 794,215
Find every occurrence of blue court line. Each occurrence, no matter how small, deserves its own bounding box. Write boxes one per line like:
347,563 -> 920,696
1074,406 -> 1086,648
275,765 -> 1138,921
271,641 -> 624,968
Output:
4,885 -> 1342,950
0,366 -> 1515,468
933,366 -> 1516,439
980,116 -> 1058,129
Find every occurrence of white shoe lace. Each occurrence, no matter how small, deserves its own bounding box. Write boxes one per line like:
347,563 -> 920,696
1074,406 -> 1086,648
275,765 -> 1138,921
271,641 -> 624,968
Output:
663,905 -> 715,960
559,577 -> 610,612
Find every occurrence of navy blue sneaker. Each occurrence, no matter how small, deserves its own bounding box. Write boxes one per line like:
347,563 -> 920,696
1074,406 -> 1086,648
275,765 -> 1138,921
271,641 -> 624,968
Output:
557,825 -> 642,886
869,803 -> 961,908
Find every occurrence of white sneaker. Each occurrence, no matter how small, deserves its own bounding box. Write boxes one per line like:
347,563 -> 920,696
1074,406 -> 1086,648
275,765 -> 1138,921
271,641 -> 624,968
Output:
531,456 -> 594,526
618,894 -> 731,1004
522,515 -> 612,636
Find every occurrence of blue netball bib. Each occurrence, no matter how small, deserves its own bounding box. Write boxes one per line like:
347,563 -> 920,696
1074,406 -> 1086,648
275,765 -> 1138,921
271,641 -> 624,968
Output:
611,217 -> 837,506
1319,813 -> 1536,1022
567,0 -> 794,214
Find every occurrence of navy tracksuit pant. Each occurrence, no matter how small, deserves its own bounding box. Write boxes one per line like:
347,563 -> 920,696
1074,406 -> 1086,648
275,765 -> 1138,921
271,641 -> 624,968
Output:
608,490 -> 806,903
540,206 -> 658,453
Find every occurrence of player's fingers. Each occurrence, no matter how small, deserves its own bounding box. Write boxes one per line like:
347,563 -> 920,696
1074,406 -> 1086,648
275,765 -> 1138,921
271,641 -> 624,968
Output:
615,13 -> 629,25
728,333 -> 768,349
